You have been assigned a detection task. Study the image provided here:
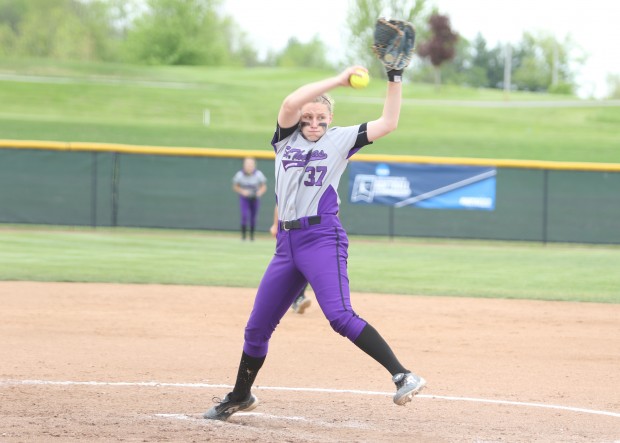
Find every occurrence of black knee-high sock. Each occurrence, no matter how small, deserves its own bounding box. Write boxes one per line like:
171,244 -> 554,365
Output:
353,323 -> 408,376
231,351 -> 265,400
241,225 -> 247,240
249,226 -> 255,241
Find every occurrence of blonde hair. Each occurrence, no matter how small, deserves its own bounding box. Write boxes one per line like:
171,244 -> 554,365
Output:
313,94 -> 335,114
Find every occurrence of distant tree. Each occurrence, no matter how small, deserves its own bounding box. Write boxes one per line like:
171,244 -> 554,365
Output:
0,0 -> 117,61
230,34 -> 261,67
512,55 -> 548,92
427,33 -> 513,90
103,0 -> 144,37
435,37 -> 484,88
120,0 -> 260,66
0,0 -> 26,55
122,0 -> 230,65
345,0 -> 428,79
485,46 -> 505,90
416,13 -> 458,89
0,22 -> 17,56
606,74 -> 620,99
219,15 -> 260,67
275,36 -> 332,69
0,0 -> 26,33
469,33 -> 504,88
511,31 -> 578,94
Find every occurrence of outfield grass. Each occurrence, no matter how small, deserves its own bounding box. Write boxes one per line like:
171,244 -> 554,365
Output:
1,59 -> 619,162
0,226 -> 618,303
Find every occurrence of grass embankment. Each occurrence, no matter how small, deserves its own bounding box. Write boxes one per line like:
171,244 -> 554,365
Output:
1,59 -> 619,162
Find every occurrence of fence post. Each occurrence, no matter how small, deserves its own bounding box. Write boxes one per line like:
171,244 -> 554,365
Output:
542,169 -> 549,244
389,206 -> 395,240
91,152 -> 98,228
111,153 -> 120,227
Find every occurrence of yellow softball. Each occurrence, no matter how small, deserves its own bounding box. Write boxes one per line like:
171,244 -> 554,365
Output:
349,70 -> 370,89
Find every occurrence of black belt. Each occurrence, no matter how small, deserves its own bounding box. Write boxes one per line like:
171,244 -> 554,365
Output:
280,216 -> 321,230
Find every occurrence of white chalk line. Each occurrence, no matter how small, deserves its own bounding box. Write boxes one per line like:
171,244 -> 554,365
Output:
153,412 -> 308,423
2,379 -> 619,419
153,412 -> 374,429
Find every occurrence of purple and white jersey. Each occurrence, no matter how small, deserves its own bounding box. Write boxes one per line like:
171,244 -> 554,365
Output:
232,169 -> 267,198
271,123 -> 372,220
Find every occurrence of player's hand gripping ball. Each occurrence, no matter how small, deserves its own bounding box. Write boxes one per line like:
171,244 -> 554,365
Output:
349,70 -> 370,89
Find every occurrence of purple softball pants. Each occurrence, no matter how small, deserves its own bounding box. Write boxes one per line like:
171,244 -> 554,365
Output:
243,214 -> 368,358
240,196 -> 260,228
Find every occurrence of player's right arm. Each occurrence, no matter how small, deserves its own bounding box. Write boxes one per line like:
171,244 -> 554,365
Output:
277,66 -> 365,128
233,182 -> 248,197
257,182 -> 267,198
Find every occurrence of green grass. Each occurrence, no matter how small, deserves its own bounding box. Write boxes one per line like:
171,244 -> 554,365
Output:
1,59 -> 619,162
1,226 -> 618,303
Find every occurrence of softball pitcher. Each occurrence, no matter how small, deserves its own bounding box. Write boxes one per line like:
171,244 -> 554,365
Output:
204,62 -> 425,421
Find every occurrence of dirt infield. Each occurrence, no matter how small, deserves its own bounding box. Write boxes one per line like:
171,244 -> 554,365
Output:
1,282 -> 618,442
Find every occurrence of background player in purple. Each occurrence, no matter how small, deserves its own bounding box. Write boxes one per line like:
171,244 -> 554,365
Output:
205,63 -> 426,421
232,157 -> 267,241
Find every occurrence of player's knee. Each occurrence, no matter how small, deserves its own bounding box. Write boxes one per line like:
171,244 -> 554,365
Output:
328,313 -> 363,340
244,327 -> 271,356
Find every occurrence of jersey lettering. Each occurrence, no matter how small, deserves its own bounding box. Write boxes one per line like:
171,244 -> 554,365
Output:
282,147 -> 308,170
282,147 -> 329,171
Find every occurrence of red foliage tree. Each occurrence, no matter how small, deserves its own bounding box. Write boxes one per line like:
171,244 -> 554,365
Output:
417,14 -> 459,88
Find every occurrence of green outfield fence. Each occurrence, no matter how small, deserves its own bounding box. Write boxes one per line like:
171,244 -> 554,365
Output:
1,140 -> 620,244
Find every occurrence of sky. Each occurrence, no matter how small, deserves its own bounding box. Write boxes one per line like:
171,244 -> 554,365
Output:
221,0 -> 620,99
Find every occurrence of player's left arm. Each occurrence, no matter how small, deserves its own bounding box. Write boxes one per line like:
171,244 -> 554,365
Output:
366,80 -> 402,142
257,171 -> 267,197
366,17 -> 415,143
